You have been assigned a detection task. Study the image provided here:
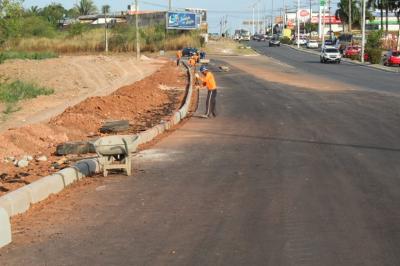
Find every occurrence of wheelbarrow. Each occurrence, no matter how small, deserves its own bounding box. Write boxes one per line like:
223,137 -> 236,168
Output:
93,135 -> 140,177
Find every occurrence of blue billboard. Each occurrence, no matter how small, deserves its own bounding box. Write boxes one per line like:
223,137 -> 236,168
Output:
167,12 -> 199,30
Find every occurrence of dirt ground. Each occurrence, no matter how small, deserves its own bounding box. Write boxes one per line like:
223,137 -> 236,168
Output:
0,54 -> 165,132
0,61 -> 188,196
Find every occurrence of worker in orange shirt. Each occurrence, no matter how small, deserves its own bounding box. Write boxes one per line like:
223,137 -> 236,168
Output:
193,52 -> 200,63
188,55 -> 196,68
176,49 -> 182,66
195,65 -> 217,118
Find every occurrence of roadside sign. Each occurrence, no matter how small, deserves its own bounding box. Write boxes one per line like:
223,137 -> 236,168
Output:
166,12 -> 199,30
320,0 -> 326,6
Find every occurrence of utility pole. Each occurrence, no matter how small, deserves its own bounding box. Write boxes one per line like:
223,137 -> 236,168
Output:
322,2 -> 326,44
297,0 -> 300,47
328,0 -> 332,40
252,5 -> 255,36
169,0 -> 171,10
309,0 -> 312,39
135,0 -> 140,60
257,2 -> 260,33
348,0 -> 352,33
105,9 -> 108,53
361,0 -> 366,63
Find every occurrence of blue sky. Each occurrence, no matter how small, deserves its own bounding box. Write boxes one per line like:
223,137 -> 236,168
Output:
23,0 -> 338,33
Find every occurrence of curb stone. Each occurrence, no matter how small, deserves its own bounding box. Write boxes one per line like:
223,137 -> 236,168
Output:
0,208 -> 11,248
0,62 -> 193,249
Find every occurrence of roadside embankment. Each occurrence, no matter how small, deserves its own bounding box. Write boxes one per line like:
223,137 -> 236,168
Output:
0,61 -> 187,197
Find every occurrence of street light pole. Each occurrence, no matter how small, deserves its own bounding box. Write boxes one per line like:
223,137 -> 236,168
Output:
297,0 -> 301,48
135,0 -> 140,60
169,0 -> 171,11
252,5 -> 255,36
361,0 -> 366,63
348,0 -> 352,33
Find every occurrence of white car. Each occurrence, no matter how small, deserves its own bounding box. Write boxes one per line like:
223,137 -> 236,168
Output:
320,47 -> 341,63
306,40 -> 319,49
294,38 -> 307,45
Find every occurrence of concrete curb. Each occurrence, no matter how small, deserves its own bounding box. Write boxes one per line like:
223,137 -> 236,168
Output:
282,44 -> 400,73
0,62 -> 193,249
0,208 -> 11,248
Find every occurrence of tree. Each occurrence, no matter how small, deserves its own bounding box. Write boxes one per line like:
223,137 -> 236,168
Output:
0,0 -> 24,40
26,5 -> 41,16
336,0 -> 362,30
75,0 -> 97,15
40,3 -> 66,26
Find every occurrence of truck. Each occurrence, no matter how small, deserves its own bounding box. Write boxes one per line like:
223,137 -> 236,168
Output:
234,29 -> 251,41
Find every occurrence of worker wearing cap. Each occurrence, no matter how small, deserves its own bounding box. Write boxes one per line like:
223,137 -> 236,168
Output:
195,65 -> 217,118
176,49 -> 182,66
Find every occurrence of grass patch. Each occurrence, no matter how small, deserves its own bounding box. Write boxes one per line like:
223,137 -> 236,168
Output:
0,80 -> 54,114
0,51 -> 58,64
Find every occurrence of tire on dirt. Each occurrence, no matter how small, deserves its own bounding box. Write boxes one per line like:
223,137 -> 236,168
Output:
100,120 -> 130,133
56,141 -> 96,156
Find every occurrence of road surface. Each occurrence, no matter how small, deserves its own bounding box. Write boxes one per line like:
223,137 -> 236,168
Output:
1,48 -> 400,266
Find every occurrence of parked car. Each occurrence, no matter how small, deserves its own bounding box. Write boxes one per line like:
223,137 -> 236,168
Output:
294,38 -> 307,46
306,40 -> 319,49
269,38 -> 281,47
320,47 -> 341,63
343,46 -> 361,58
383,50 -> 400,66
182,47 -> 198,57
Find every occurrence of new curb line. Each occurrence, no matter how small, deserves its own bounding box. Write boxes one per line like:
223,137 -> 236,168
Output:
0,62 -> 193,249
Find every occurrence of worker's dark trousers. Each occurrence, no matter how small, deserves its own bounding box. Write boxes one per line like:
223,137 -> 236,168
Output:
205,90 -> 217,117
176,59 -> 180,66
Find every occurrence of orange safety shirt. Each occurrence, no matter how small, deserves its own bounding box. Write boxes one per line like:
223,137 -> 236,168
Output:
189,58 -> 196,67
200,72 -> 217,91
176,50 -> 182,59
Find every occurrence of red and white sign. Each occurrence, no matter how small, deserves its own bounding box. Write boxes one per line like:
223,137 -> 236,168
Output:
299,10 -> 310,17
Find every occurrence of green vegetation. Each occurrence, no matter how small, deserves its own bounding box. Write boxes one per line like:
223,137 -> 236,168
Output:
280,36 -> 292,45
0,0 -> 202,54
366,30 -> 383,64
0,51 -> 58,64
0,80 -> 54,103
0,80 -> 54,114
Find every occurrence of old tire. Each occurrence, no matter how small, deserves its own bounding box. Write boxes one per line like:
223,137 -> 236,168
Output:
100,120 -> 130,133
56,141 -> 96,156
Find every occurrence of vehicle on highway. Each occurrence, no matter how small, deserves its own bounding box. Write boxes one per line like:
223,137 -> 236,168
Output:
343,46 -> 361,58
294,38 -> 307,46
269,37 -> 281,47
383,50 -> 400,66
306,40 -> 319,49
234,29 -> 251,41
320,47 -> 342,64
182,47 -> 198,57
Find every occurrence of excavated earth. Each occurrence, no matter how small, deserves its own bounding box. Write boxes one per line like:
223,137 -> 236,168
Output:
0,62 -> 189,196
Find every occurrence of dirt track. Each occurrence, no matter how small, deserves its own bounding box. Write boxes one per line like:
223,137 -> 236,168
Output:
0,55 -> 165,132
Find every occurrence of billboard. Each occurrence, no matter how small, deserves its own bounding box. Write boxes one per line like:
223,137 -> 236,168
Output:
167,12 -> 199,30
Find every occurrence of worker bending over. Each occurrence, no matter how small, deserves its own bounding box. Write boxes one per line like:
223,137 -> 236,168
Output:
195,65 -> 217,118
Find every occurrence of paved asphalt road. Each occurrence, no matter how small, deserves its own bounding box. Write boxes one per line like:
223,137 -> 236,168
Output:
250,41 -> 400,94
1,49 -> 400,266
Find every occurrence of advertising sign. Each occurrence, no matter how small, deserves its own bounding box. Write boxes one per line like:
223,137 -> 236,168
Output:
167,12 -> 199,30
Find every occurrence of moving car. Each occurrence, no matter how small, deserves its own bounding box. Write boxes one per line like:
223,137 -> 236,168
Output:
269,37 -> 281,47
182,47 -> 198,57
320,47 -> 341,63
383,50 -> 400,66
306,40 -> 319,49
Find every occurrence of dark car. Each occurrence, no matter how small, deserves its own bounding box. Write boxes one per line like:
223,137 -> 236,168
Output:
182,47 -> 198,57
269,38 -> 281,47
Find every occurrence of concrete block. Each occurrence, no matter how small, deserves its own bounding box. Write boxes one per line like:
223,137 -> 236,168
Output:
0,208 -> 11,248
24,175 -> 65,204
172,112 -> 181,125
155,124 -> 166,134
56,167 -> 81,187
0,188 -> 31,217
